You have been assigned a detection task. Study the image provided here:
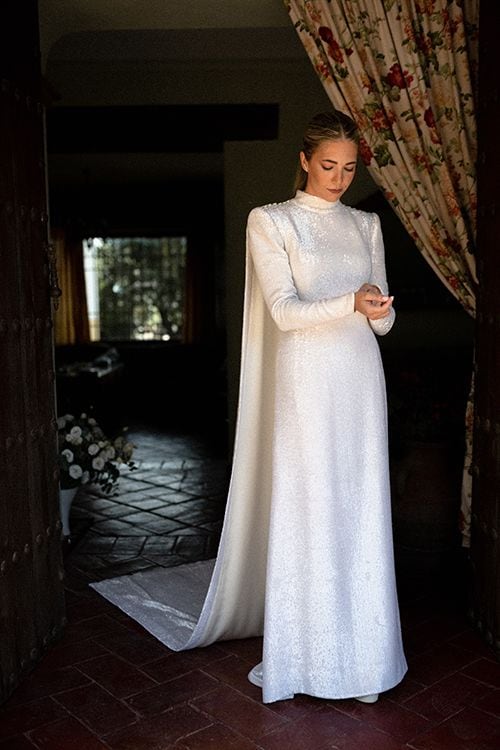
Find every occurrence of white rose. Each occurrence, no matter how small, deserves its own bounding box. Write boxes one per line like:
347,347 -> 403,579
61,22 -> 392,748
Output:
80,413 -> 87,419
61,448 -> 74,463
105,446 -> 115,460
88,443 -> 100,456
72,436 -> 83,445
88,417 -> 97,426
57,417 -> 67,429
70,426 -> 82,439
92,456 -> 105,471
69,464 -> 83,479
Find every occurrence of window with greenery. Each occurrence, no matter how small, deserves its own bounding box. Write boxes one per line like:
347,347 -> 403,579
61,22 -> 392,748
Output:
83,237 -> 187,341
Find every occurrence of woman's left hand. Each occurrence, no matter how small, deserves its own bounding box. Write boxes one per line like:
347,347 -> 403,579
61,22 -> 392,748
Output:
355,284 -> 394,320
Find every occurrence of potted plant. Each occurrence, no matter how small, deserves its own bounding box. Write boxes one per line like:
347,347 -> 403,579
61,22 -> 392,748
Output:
57,412 -> 135,536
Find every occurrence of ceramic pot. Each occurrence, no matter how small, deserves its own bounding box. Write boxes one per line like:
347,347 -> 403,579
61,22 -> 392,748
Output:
59,486 -> 78,537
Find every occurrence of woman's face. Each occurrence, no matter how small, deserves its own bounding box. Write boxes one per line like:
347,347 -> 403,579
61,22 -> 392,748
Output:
300,139 -> 358,202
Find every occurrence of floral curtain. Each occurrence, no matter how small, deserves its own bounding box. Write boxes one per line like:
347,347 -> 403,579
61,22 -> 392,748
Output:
53,228 -> 90,346
285,0 -> 478,543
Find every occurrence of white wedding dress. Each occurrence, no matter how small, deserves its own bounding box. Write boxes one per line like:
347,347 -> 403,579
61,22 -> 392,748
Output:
92,190 -> 407,703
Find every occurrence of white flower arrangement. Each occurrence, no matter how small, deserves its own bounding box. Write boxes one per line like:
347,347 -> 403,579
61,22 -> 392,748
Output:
57,413 -> 135,492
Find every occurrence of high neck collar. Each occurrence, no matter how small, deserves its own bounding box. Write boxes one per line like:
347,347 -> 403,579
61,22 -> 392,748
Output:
294,190 -> 343,211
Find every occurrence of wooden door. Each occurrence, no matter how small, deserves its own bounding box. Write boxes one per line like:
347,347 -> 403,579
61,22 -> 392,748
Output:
470,1 -> 500,658
0,0 -> 66,703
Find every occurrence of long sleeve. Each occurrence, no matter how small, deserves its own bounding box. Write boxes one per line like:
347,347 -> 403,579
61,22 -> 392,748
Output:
247,207 -> 355,332
367,213 -> 395,336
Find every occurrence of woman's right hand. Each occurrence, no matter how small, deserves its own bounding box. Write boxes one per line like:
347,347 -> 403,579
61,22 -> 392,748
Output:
354,284 -> 394,320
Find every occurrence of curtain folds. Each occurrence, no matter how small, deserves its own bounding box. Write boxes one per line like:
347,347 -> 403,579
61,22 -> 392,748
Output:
285,0 -> 478,542
53,228 -> 90,346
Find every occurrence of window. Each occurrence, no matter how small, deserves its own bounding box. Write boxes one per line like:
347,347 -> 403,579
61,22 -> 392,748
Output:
83,237 -> 187,341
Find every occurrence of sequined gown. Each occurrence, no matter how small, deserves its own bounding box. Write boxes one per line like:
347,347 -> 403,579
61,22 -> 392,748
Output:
93,190 -> 407,703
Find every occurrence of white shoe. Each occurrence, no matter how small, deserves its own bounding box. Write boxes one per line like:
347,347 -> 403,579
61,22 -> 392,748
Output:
247,661 -> 263,688
247,662 -> 293,701
354,693 -> 379,703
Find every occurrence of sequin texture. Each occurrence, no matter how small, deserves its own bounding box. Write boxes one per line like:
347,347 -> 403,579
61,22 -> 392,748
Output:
247,190 -> 407,703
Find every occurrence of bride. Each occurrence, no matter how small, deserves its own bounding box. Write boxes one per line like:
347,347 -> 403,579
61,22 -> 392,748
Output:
93,110 -> 407,704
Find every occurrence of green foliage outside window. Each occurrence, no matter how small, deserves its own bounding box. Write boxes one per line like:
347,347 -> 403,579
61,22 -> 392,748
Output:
84,237 -> 187,341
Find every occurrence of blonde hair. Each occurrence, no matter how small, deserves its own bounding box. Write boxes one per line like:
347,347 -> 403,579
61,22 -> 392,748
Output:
294,110 -> 359,192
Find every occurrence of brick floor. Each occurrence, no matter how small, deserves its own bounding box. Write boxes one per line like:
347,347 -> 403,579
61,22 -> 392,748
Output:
1,427 -> 499,749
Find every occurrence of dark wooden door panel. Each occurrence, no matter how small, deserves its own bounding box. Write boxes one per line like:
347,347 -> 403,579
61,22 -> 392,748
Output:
0,0 -> 65,704
470,1 -> 500,658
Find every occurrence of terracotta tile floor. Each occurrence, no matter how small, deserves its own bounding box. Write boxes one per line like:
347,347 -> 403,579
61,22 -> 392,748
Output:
1,427 -> 499,749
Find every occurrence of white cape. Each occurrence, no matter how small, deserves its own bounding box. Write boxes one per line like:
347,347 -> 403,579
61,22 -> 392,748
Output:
92,247 -> 276,647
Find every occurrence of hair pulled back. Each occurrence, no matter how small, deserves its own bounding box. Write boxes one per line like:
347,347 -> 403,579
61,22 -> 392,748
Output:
294,110 -> 359,193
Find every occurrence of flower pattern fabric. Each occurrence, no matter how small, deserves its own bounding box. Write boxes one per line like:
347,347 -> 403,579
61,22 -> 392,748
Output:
285,0 -> 478,542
